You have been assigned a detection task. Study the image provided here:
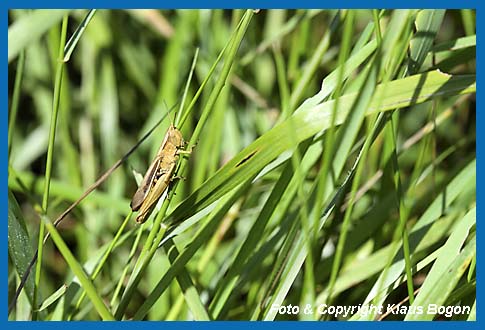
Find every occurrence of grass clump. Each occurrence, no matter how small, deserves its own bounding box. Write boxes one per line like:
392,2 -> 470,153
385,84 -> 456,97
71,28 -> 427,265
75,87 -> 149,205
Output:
8,9 -> 475,321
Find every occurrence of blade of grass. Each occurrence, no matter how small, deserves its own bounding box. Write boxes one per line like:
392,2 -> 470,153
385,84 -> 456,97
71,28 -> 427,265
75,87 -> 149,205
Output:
239,10 -> 306,66
405,236 -> 475,320
162,239 -> 211,320
8,191 -> 36,310
63,10 -> 97,62
33,15 -> 69,320
42,215 -> 114,320
288,12 -> 333,111
69,213 -> 132,318
405,206 -> 475,319
8,51 -> 25,155
36,284 -> 67,312
460,10 -> 475,36
408,9 -> 445,74
110,224 -> 146,309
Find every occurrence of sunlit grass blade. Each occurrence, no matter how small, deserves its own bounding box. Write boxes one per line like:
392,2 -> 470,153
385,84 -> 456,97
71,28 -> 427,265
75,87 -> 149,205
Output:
164,71 -> 475,229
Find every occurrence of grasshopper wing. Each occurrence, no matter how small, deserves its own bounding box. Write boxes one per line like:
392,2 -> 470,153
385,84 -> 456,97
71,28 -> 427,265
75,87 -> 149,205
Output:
130,157 -> 161,211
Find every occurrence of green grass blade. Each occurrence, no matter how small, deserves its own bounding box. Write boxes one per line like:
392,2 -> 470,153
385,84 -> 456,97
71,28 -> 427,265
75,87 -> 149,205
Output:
406,236 -> 475,320
8,51 -> 25,155
63,10 -> 97,62
36,284 -> 67,312
33,15 -> 69,319
408,10 -> 445,74
42,216 -> 114,320
8,191 -> 36,309
164,71 -> 475,229
405,206 -> 475,319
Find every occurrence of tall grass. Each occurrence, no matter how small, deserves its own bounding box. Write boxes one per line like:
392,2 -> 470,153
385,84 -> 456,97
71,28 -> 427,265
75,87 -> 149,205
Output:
8,9 -> 475,320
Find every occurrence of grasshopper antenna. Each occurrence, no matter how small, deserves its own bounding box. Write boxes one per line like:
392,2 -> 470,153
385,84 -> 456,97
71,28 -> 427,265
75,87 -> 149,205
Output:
163,100 -> 177,128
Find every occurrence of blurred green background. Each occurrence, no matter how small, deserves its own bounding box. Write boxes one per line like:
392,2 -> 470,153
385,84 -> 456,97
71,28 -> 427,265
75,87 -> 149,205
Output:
8,9 -> 475,321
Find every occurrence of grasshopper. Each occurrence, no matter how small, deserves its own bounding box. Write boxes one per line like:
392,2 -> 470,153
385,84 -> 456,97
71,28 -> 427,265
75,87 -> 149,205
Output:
130,124 -> 189,223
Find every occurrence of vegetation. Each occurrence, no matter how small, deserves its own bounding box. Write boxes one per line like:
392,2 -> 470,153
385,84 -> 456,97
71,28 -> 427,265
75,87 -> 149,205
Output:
8,9 -> 475,320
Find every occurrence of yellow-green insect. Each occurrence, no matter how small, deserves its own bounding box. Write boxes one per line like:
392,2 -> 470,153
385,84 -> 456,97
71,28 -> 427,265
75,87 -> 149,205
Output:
130,125 -> 189,223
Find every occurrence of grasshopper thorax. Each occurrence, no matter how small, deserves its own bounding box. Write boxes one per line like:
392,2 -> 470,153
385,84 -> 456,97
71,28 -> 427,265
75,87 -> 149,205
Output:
167,125 -> 184,148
